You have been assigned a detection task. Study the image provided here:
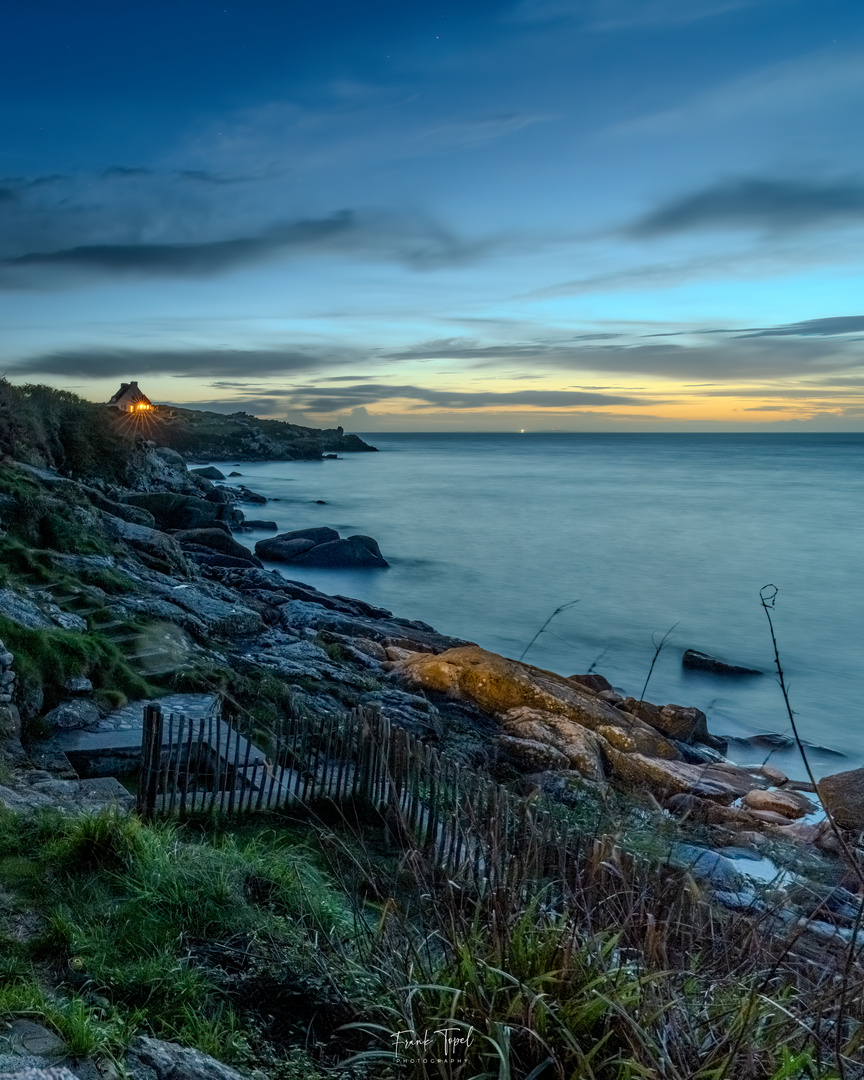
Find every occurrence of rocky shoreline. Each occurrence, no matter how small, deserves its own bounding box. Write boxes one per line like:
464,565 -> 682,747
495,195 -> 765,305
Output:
1,439 -> 863,951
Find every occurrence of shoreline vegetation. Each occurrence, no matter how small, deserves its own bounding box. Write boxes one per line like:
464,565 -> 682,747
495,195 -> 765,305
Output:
0,381 -> 863,1078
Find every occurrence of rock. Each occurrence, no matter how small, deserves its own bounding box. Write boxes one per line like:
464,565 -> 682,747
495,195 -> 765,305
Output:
619,698 -> 710,744
258,537 -> 316,561
121,492 -> 220,531
0,703 -> 21,739
238,486 -> 267,504
602,748 -> 750,804
62,676 -> 93,695
746,733 -> 793,749
191,466 -> 226,480
349,534 -> 384,559
665,793 -> 761,829
0,1067 -> 80,1079
499,707 -> 607,780
155,446 -> 186,468
156,586 -> 263,638
495,734 -> 572,772
101,515 -> 191,577
668,844 -> 744,889
126,1036 -> 246,1080
682,649 -> 762,676
567,673 -> 613,693
391,646 -> 679,760
818,767 -> 864,831
255,527 -> 340,559
0,589 -> 53,630
742,788 -> 815,819
228,470 -> 243,476
44,699 -> 101,731
360,689 -> 442,738
184,549 -> 262,571
172,528 -> 261,564
243,519 -> 278,530
293,537 -> 388,568
758,764 -> 788,786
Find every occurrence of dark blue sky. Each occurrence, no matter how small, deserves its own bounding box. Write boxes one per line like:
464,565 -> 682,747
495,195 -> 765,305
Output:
3,0 -> 864,429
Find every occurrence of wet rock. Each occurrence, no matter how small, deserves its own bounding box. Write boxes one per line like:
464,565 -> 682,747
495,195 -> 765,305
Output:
293,537 -> 388,568
256,527 -> 339,559
43,699 -> 102,731
742,788 -> 816,819
746,733 -> 794,749
360,688 -> 442,738
238,486 -> 267,504
126,1036 -> 246,1080
682,649 -> 762,676
758,763 -> 788,786
191,466 -> 226,480
619,697 -> 713,745
259,537 -> 316,560
172,527 -> 261,564
818,766 -> 864,831
229,470 -> 243,476
567,673 -> 613,693
391,646 -> 680,760
242,519 -> 278,530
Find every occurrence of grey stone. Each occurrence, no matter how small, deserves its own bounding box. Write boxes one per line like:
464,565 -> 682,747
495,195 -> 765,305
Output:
242,519 -> 277,530
293,537 -> 388,568
682,649 -> 762,676
280,599 -> 472,654
668,844 -> 744,889
62,677 -> 93,696
126,1036 -> 246,1080
0,590 -> 52,630
0,1068 -> 80,1079
43,700 -> 102,731
48,610 -> 87,633
190,466 -> 226,480
155,586 -> 262,638
101,515 -> 190,576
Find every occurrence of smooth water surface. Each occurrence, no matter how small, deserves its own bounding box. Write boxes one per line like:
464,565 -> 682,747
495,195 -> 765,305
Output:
212,433 -> 863,780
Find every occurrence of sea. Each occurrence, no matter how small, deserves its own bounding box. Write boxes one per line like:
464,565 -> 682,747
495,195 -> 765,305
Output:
207,433 -> 864,782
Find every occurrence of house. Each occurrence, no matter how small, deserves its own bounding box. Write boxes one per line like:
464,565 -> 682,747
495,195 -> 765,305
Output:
107,381 -> 153,413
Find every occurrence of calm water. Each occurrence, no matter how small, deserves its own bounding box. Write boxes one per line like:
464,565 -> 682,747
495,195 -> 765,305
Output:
211,434 -> 864,780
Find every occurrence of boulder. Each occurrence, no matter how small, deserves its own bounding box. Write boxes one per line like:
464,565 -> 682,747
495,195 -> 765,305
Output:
602,748 -> 749,804
392,645 -> 679,760
172,528 -> 260,563
495,734 -> 572,773
258,537 -> 317,561
742,788 -> 816,819
62,676 -> 93,695
121,492 -> 220,531
293,537 -> 388,568
102,515 -> 191,577
619,697 -> 712,744
499,706 -> 607,780
126,1036 -> 246,1080
238,486 -> 267,504
256,527 -> 340,560
190,466 -> 226,480
157,586 -> 262,638
0,589 -> 53,630
243,519 -> 278,530
0,703 -> 21,740
44,699 -> 101,730
682,649 -> 762,676
155,446 -> 186,468
568,673 -> 613,693
818,767 -> 864,831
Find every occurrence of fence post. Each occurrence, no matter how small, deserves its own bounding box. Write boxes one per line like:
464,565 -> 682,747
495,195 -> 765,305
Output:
137,703 -> 163,819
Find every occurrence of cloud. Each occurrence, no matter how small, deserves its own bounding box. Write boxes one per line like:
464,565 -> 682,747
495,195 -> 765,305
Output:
101,166 -> 151,179
626,178 -> 864,237
0,209 -> 498,287
423,112 -> 547,145
739,315 -> 864,337
12,345 -> 356,379
264,382 -> 644,411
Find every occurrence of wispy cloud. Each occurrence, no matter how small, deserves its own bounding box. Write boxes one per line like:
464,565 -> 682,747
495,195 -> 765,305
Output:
625,178 -> 864,236
0,209 -> 500,288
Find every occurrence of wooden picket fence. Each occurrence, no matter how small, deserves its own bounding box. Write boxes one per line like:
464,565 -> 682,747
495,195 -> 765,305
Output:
137,702 -> 587,891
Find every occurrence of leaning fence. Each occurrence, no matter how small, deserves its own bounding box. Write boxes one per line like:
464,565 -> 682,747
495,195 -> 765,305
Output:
136,702 -> 600,891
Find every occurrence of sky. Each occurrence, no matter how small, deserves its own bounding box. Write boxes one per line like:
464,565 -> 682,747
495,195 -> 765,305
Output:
2,0 -> 864,432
